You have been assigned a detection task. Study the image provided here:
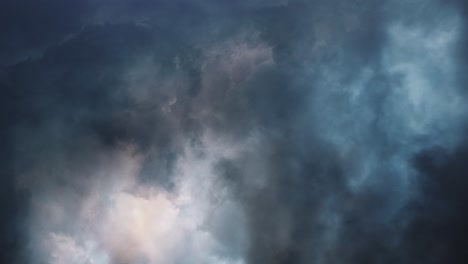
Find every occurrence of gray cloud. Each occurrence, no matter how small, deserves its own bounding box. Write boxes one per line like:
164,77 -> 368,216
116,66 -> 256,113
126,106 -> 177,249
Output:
2,0 -> 468,263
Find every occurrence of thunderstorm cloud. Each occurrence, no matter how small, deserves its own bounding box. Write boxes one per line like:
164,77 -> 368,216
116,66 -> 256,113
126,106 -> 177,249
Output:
1,0 -> 468,263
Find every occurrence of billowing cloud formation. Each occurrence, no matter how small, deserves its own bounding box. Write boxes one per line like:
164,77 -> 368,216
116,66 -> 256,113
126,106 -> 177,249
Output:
2,0 -> 468,263
33,135 -> 247,264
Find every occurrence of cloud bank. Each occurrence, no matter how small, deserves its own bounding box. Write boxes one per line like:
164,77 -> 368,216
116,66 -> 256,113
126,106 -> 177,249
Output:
2,0 -> 468,263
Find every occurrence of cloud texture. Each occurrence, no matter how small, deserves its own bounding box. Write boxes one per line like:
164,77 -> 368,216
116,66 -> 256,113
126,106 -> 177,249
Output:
2,0 -> 468,263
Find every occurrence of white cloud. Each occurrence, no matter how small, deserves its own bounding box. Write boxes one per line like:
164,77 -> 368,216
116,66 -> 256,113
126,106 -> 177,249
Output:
31,132 -> 248,264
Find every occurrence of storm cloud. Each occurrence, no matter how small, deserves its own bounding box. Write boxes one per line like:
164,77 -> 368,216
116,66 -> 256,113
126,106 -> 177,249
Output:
1,0 -> 468,263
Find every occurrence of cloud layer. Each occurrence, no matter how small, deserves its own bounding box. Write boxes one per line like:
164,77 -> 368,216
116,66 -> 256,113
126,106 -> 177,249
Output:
2,0 -> 468,263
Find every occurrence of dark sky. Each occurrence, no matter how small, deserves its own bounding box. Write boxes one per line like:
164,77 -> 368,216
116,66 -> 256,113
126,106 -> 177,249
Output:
1,0 -> 468,263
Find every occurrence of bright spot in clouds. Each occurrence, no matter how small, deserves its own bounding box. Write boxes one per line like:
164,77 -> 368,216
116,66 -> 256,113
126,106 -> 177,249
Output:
40,133 -> 247,264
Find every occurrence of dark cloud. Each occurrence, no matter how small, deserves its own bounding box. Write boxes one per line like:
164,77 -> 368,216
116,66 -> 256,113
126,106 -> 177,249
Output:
1,0 -> 468,263
0,0 -> 92,66
405,141 -> 468,263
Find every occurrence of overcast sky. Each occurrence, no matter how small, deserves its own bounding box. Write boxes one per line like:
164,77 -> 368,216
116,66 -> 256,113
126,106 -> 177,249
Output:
1,0 -> 468,263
